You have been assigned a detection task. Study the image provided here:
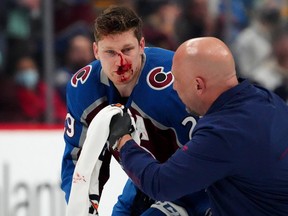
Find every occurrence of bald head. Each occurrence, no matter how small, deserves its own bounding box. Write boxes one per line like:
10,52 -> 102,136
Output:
175,37 -> 236,81
172,37 -> 238,116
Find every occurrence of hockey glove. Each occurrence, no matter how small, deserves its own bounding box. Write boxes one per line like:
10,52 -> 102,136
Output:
107,112 -> 134,150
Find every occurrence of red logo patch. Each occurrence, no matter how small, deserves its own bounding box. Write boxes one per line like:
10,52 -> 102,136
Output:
71,65 -> 92,87
147,67 -> 174,90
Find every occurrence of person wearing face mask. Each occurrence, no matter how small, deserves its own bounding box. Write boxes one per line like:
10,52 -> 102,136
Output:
15,64 -> 39,90
61,5 -> 210,216
14,55 -> 67,123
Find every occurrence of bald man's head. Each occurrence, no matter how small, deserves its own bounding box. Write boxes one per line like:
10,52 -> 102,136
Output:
175,37 -> 236,81
172,37 -> 238,116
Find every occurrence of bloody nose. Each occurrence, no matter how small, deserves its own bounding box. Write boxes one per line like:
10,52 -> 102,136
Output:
116,53 -> 132,75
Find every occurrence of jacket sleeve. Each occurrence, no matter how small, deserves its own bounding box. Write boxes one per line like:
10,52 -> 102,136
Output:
120,130 -> 233,202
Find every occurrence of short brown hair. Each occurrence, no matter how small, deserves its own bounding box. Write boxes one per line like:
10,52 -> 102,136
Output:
94,5 -> 143,43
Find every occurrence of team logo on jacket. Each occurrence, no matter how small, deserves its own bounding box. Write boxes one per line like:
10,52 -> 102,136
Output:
71,65 -> 92,87
147,67 -> 174,90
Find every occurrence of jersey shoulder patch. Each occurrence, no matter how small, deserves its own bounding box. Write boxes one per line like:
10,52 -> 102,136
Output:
71,65 -> 92,87
147,67 -> 174,90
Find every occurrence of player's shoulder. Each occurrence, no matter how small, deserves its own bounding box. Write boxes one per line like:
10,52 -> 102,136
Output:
138,47 -> 175,92
142,47 -> 174,72
67,60 -> 103,90
144,47 -> 174,58
66,60 -> 108,104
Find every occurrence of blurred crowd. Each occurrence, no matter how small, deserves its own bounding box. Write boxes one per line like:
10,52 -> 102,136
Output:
0,0 -> 288,124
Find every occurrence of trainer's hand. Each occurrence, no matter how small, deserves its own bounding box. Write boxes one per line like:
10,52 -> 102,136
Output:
107,112 -> 133,150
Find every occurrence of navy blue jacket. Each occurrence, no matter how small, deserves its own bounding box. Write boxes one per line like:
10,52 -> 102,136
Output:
121,79 -> 288,216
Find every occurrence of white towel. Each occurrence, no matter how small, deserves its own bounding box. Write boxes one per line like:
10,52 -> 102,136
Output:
66,104 -> 126,216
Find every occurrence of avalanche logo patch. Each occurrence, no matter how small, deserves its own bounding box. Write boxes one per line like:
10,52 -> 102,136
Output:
147,67 -> 174,90
71,65 -> 92,87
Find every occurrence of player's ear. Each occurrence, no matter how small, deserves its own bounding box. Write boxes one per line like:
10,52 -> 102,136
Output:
139,37 -> 145,53
93,42 -> 99,60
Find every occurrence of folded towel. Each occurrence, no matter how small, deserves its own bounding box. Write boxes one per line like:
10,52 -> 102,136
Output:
66,105 -> 124,216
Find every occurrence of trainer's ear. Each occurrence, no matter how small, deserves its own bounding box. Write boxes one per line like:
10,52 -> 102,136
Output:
195,77 -> 205,95
93,42 -> 99,60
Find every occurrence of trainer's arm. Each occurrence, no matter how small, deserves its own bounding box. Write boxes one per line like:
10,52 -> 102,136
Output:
117,132 -> 232,202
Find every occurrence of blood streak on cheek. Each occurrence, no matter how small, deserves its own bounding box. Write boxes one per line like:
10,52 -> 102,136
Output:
116,53 -> 132,75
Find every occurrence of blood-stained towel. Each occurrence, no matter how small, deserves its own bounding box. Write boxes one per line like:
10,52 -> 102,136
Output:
66,104 -> 128,216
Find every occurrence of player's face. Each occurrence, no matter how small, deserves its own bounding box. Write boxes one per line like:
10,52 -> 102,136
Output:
93,30 -> 145,85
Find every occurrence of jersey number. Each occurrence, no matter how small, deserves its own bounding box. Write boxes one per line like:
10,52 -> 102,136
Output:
65,113 -> 75,137
182,116 -> 197,140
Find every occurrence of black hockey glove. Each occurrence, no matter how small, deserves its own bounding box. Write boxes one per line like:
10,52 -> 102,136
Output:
107,112 -> 134,150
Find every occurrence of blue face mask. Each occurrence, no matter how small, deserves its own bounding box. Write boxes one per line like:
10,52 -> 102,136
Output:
15,69 -> 39,89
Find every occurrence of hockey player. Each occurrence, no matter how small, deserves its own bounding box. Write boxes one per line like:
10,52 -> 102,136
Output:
61,5 -> 210,216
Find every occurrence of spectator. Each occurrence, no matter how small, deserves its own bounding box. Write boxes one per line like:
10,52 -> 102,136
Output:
136,0 -> 181,50
53,0 -> 96,69
55,33 -> 94,102
54,0 -> 95,34
216,0 -> 252,44
14,55 -> 66,123
5,0 -> 41,73
175,0 -> 217,45
252,22 -> 288,103
0,74 -> 23,122
232,0 -> 281,79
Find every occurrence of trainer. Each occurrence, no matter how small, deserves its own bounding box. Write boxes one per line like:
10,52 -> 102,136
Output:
108,37 -> 288,216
